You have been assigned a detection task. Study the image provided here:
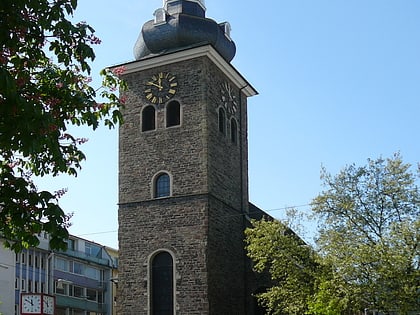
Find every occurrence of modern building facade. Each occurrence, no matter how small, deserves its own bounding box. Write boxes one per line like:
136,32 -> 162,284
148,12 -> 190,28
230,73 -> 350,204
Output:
0,238 -> 16,315
52,235 -> 117,315
117,1 -> 269,314
0,234 -> 117,315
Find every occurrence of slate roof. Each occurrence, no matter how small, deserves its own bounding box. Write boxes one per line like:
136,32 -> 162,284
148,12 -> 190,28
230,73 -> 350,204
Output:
133,0 -> 236,62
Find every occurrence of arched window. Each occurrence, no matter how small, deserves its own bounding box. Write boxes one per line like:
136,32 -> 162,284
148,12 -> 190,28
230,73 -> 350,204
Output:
230,118 -> 237,144
218,107 -> 226,134
154,173 -> 171,198
151,252 -> 174,315
166,101 -> 181,127
142,106 -> 156,132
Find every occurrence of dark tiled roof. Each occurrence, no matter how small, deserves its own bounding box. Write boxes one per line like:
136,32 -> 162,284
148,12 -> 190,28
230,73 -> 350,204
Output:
134,1 -> 236,62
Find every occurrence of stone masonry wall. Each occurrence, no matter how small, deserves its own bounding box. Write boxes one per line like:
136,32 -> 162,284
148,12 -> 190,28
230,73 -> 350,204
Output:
118,51 -> 253,314
118,195 -> 210,315
119,57 -> 209,204
207,196 -> 247,314
118,56 -> 212,314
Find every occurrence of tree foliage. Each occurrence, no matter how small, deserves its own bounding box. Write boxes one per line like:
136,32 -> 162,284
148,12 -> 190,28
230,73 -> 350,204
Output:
245,218 -> 319,315
312,153 -> 420,314
245,154 -> 419,314
0,0 -> 126,252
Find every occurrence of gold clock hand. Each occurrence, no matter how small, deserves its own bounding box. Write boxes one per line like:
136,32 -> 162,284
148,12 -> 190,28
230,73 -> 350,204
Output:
147,81 -> 163,89
158,77 -> 164,91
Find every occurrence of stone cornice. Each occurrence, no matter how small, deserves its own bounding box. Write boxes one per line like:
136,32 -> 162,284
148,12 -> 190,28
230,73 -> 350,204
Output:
112,45 -> 258,98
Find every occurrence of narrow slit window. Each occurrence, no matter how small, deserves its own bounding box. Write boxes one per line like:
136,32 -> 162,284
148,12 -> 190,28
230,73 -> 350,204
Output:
231,118 -> 238,144
218,108 -> 226,134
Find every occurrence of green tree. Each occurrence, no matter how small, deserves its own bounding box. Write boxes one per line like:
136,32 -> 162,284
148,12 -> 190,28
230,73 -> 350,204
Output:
245,218 -> 319,315
0,0 -> 126,252
312,153 -> 420,314
307,267 -> 354,315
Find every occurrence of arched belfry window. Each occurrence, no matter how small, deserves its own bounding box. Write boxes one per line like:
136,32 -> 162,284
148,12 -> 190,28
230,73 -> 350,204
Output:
230,118 -> 238,144
151,251 -> 174,315
218,107 -> 226,134
166,101 -> 181,127
154,173 -> 171,198
142,106 -> 156,132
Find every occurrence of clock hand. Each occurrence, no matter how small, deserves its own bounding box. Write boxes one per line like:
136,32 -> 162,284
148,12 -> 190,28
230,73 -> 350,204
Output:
158,77 -> 163,91
147,81 -> 163,89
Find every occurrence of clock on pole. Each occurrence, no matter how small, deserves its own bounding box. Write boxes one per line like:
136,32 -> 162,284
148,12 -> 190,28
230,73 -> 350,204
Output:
21,293 -> 55,315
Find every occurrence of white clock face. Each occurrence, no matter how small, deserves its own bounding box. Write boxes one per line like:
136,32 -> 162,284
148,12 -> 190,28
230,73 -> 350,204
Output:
22,294 -> 41,313
43,295 -> 55,314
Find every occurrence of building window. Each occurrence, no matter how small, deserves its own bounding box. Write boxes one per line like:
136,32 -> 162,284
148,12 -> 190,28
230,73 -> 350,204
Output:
55,281 -> 66,295
230,118 -> 238,144
55,257 -> 69,272
142,106 -> 156,132
73,286 -> 84,298
218,107 -> 226,134
154,173 -> 171,198
85,266 -> 101,280
151,252 -> 174,315
85,242 -> 101,257
73,261 -> 84,275
86,288 -> 97,301
67,238 -> 76,251
166,100 -> 181,127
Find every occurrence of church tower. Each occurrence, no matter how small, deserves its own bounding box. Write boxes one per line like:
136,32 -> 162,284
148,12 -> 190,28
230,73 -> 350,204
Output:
117,1 -> 258,313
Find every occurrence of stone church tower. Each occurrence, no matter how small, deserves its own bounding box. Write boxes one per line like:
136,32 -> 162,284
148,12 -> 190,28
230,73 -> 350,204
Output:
117,1 -> 265,314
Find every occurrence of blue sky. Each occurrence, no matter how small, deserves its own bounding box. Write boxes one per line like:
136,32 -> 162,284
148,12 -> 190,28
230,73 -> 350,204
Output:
35,0 -> 420,248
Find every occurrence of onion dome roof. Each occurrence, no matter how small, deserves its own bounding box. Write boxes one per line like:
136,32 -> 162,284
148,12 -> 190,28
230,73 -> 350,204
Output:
134,0 -> 236,62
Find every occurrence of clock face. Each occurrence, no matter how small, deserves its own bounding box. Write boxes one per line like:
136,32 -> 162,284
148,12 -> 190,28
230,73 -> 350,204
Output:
221,81 -> 238,114
43,295 -> 55,315
144,72 -> 178,104
22,294 -> 41,314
